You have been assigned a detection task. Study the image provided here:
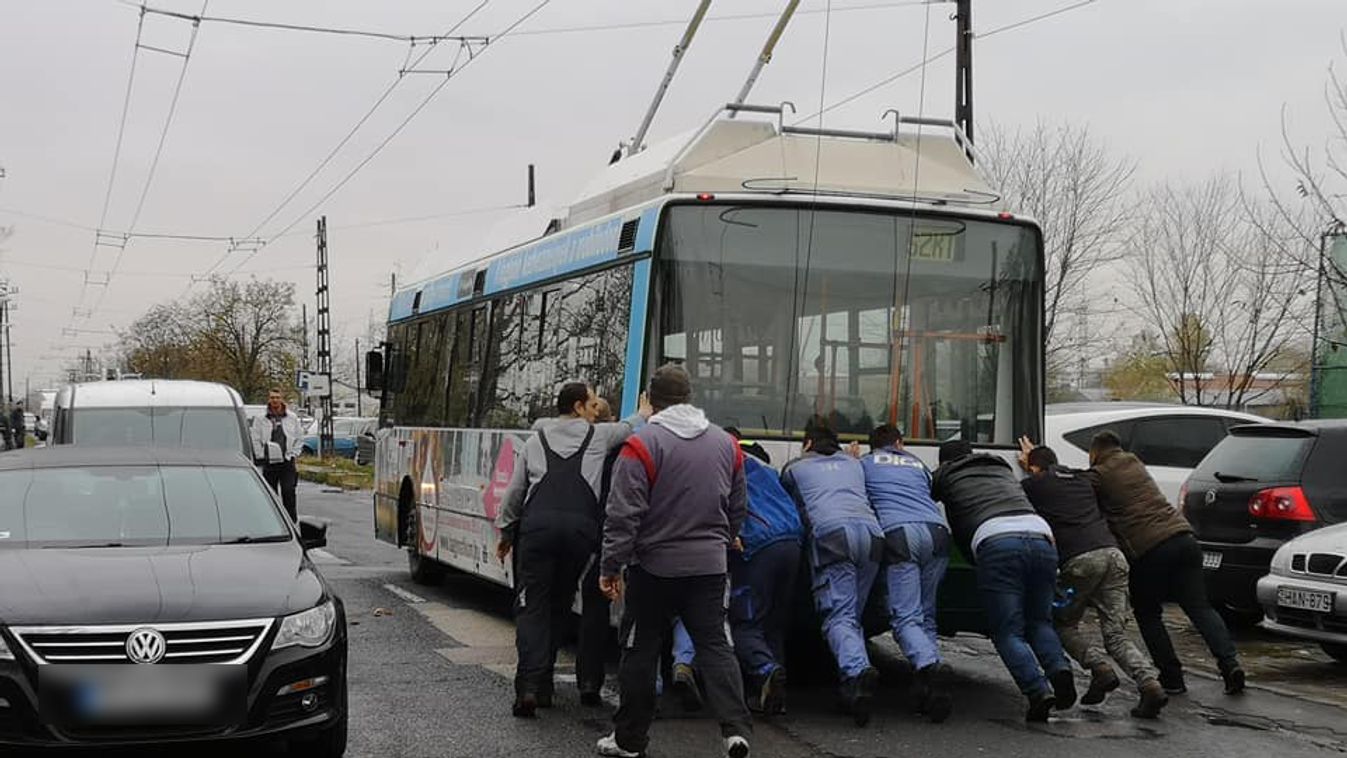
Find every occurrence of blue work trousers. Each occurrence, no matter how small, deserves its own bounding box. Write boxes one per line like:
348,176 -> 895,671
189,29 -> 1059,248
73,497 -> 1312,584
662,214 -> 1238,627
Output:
885,522 -> 949,670
811,525 -> 882,680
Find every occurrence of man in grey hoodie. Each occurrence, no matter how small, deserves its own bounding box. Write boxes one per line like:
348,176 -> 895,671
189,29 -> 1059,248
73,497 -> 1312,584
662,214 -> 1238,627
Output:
597,364 -> 752,758
496,382 -> 651,718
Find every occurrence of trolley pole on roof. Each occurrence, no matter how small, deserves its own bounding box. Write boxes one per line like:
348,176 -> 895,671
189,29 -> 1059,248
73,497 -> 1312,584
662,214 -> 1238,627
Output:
628,0 -> 713,156
954,0 -> 974,158
729,0 -> 800,116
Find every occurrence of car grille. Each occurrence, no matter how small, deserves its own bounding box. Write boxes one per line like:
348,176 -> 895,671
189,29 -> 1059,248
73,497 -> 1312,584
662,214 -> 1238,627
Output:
10,619 -> 273,665
1305,553 -> 1346,577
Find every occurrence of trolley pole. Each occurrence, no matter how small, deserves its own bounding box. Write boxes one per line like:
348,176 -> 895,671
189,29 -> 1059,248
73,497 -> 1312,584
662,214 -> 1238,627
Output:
954,0 -> 975,158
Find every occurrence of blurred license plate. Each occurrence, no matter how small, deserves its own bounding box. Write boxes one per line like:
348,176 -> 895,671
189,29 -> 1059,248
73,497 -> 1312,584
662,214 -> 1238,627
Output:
1202,551 -> 1223,570
1277,587 -> 1334,613
40,665 -> 244,727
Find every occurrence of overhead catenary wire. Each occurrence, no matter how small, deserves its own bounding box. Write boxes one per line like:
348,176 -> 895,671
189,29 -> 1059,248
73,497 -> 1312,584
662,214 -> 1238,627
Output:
123,1 -> 488,46
221,0 -> 557,279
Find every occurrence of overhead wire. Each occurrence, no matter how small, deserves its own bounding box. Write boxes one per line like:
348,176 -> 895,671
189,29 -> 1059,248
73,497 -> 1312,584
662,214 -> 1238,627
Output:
221,0 -> 557,279
192,0 -> 495,285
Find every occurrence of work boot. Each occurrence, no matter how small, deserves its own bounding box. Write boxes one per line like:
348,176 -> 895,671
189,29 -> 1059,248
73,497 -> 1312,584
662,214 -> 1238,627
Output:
1050,669 -> 1078,710
757,665 -> 787,715
1080,664 -> 1120,706
1222,665 -> 1246,696
1158,671 -> 1187,695
579,688 -> 603,707
725,735 -> 750,758
671,662 -> 704,712
843,667 -> 880,727
1131,679 -> 1169,719
512,691 -> 538,718
914,663 -> 953,723
596,733 -> 643,758
1026,692 -> 1055,723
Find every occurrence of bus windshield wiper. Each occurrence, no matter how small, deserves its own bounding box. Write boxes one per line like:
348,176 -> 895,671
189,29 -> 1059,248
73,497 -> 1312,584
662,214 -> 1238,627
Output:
1214,472 -> 1258,483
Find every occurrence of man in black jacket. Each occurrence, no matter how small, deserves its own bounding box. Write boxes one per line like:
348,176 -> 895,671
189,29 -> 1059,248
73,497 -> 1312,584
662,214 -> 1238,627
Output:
1019,442 -> 1167,719
931,440 -> 1074,722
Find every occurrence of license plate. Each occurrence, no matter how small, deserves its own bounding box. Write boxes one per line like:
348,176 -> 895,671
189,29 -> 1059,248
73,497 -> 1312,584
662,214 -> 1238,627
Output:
1202,551 -> 1223,570
40,665 -> 244,727
1277,587 -> 1335,613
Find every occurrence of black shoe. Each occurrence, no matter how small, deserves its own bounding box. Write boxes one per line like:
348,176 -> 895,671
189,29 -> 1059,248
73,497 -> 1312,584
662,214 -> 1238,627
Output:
1026,692 -> 1054,723
850,667 -> 880,727
512,692 -> 538,718
536,691 -> 554,709
1050,669 -> 1077,710
1159,673 -> 1187,695
758,666 -> 787,715
1131,679 -> 1169,719
915,664 -> 953,724
1080,666 -> 1120,706
672,663 -> 704,712
1222,666 -> 1246,696
580,690 -> 603,707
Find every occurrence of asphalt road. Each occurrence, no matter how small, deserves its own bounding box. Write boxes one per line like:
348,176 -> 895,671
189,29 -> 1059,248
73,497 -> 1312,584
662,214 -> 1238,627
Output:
298,482 -> 1347,758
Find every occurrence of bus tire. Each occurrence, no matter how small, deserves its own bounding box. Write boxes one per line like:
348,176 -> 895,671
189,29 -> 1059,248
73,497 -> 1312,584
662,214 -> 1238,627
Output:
402,501 -> 445,586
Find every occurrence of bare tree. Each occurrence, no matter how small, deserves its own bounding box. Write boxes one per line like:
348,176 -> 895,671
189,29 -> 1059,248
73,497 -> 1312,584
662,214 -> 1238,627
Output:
1128,176 -> 1311,408
980,120 -> 1136,375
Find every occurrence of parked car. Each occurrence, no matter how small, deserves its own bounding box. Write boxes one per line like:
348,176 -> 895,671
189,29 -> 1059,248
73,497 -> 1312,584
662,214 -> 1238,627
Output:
301,417 -> 377,461
51,380 -> 252,459
1257,521 -> 1347,662
1183,421 -> 1347,622
0,447 -> 347,753
1044,402 -> 1266,504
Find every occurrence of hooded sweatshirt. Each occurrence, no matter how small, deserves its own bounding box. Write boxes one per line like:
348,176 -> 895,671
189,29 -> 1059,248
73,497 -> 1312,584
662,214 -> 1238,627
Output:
601,404 -> 746,578
496,415 -> 637,535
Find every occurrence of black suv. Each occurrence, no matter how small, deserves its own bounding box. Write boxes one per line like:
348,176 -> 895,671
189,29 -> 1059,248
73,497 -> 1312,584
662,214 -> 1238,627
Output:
0,447 -> 347,754
1182,421 -> 1347,621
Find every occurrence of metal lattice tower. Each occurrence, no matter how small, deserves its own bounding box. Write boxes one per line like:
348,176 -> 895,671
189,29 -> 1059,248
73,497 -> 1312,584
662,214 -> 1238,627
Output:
316,216 -> 334,457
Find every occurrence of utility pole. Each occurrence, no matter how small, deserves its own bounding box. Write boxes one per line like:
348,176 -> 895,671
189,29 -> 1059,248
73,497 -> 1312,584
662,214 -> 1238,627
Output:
355,337 -> 362,417
315,217 -> 334,459
4,302 -> 12,404
954,0 -> 974,158
0,280 -> 8,405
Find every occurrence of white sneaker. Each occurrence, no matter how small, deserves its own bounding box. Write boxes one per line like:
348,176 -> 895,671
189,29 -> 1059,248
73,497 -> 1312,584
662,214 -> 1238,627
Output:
726,735 -> 750,758
596,733 -> 642,758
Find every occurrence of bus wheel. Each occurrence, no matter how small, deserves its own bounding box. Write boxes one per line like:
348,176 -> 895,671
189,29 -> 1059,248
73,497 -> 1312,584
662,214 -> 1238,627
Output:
403,507 -> 445,586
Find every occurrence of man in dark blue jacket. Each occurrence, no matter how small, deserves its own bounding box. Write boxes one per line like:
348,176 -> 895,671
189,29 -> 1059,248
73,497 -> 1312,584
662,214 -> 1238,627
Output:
860,425 -> 952,723
781,422 -> 884,727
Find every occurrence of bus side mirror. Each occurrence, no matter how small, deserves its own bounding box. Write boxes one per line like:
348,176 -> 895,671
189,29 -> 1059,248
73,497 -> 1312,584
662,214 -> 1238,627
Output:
365,351 -> 384,393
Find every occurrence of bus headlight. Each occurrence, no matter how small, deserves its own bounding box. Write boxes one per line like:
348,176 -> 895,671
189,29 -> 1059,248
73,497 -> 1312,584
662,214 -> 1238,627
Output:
272,601 -> 337,650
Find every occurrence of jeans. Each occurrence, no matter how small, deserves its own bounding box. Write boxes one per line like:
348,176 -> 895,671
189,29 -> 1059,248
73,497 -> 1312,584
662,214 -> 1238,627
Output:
613,567 -> 751,754
730,540 -> 801,678
512,527 -> 592,697
1056,547 -> 1157,688
262,459 -> 299,521
1129,533 -> 1240,682
976,534 -> 1069,698
885,522 -> 949,670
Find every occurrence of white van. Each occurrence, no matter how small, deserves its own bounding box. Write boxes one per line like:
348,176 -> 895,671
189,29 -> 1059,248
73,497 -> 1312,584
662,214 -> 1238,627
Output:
51,380 -> 253,458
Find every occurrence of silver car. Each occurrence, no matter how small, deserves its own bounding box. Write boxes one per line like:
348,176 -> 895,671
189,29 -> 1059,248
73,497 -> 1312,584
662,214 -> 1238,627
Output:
1257,522 -> 1347,662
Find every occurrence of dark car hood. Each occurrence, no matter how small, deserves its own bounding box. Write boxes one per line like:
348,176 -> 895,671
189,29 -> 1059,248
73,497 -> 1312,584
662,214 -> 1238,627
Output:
0,542 -> 326,626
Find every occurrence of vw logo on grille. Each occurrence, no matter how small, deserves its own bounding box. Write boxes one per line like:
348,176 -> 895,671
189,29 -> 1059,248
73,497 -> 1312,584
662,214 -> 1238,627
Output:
126,628 -> 167,664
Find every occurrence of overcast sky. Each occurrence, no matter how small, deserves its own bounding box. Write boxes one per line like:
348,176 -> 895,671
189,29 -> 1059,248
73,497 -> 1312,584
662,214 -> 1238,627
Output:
0,0 -> 1343,389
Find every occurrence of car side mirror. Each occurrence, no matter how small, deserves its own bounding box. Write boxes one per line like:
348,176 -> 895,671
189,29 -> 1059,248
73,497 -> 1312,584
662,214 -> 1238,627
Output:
298,517 -> 329,551
365,350 -> 384,393
266,441 -> 285,464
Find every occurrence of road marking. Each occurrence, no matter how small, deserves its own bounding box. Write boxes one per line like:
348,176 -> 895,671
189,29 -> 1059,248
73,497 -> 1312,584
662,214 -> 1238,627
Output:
382,584 -> 427,604
417,604 -> 514,647
308,548 -> 350,565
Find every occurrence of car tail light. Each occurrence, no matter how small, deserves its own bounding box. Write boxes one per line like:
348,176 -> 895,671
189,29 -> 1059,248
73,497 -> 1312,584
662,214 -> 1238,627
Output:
1178,481 -> 1189,515
1248,487 -> 1317,522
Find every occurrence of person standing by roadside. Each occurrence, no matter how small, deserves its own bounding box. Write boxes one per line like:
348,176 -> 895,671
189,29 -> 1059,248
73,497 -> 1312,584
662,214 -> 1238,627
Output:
249,389 -> 305,521
0,405 -> 11,450
10,403 -> 25,449
781,421 -> 885,727
598,364 -> 751,758
1082,431 -> 1245,696
1017,440 -> 1168,718
575,396 -> 625,707
496,384 -> 650,718
859,424 -> 953,723
931,440 -> 1075,723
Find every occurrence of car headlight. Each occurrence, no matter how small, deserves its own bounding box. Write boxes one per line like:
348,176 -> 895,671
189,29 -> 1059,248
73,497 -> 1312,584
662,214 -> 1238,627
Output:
1269,543 -> 1293,575
0,633 -> 15,661
272,600 -> 337,650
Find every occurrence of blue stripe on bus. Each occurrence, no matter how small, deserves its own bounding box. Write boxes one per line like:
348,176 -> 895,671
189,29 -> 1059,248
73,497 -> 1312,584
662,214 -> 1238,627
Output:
389,289 -> 418,321
634,205 -> 660,252
418,272 -> 464,313
621,257 -> 652,417
483,217 -> 626,296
